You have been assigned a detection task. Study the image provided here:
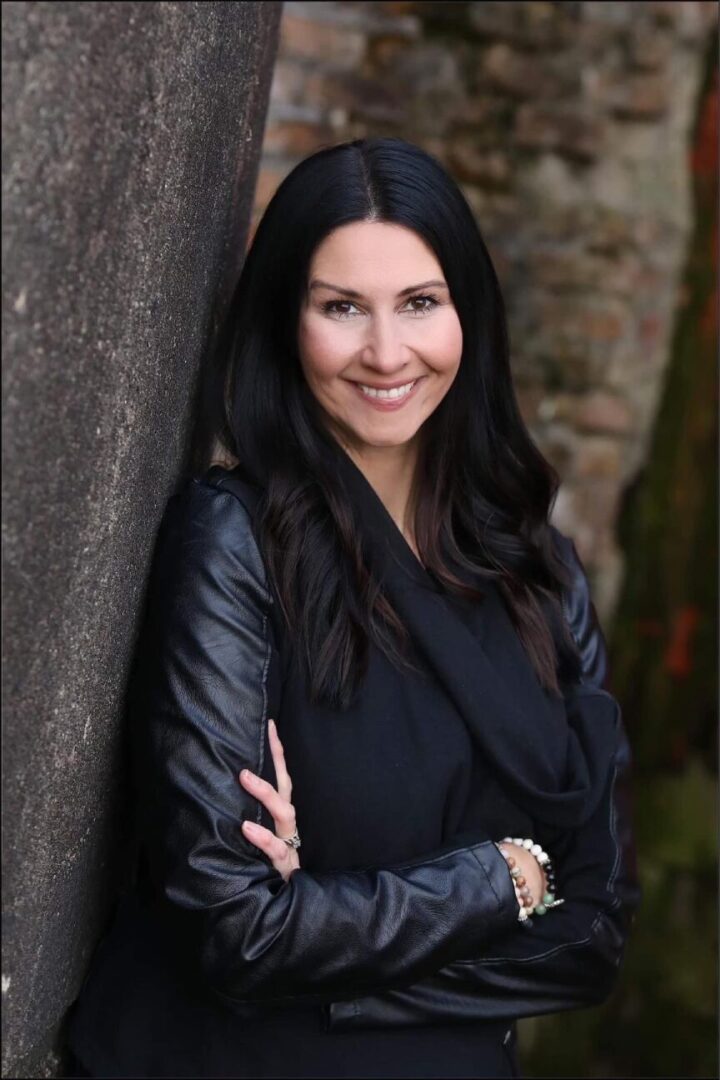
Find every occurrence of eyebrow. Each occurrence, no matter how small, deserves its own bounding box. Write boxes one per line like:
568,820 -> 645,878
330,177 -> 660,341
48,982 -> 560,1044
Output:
309,278 -> 448,299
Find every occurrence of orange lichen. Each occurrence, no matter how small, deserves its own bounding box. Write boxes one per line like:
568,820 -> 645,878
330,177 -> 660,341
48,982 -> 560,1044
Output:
663,605 -> 702,678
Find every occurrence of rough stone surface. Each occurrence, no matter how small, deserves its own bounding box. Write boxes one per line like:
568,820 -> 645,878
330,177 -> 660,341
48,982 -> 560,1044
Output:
257,0 -> 717,620
1,3 -> 282,1076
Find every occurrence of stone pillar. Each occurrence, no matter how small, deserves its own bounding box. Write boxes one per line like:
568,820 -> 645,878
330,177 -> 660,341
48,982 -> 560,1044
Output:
1,3 -> 282,1075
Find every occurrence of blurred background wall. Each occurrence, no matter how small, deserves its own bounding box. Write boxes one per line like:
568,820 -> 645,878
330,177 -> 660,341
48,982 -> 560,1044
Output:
2,2 -> 717,1078
255,2 -> 719,1076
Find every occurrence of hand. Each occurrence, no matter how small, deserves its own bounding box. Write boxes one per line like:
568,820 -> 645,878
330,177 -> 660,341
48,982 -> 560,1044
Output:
498,842 -> 548,911
239,718 -> 300,883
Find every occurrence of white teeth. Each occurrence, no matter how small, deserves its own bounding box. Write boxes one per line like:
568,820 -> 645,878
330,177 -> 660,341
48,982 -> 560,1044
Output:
358,380 -> 417,400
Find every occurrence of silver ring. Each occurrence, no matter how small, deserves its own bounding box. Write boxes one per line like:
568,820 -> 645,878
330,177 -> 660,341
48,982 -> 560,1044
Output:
280,829 -> 301,850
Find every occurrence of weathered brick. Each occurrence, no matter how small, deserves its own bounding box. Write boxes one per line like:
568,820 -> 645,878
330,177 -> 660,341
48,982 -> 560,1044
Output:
575,392 -> 635,435
468,0 -> 577,50
584,208 -> 637,254
579,303 -> 629,343
253,162 -> 291,214
367,34 -> 413,68
573,436 -> 624,478
480,42 -> 562,98
535,296 -> 629,347
269,58 -> 308,104
514,380 -> 546,425
569,477 -> 622,535
642,1 -> 680,25
447,139 -> 511,187
280,13 -> 367,67
527,250 -> 604,291
590,71 -> 670,119
627,26 -> 673,70
448,97 -> 507,128
263,120 -> 336,157
304,69 -> 407,123
514,102 -> 608,162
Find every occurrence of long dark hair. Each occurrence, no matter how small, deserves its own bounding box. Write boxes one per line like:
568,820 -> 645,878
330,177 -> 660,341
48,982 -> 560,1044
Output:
191,136 -> 581,710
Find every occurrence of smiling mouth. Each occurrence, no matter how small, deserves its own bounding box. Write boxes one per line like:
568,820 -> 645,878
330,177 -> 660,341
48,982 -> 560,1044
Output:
353,377 -> 424,399
348,376 -> 426,410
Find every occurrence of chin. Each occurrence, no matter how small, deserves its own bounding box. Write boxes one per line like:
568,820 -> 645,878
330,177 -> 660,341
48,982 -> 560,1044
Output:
348,424 -> 421,450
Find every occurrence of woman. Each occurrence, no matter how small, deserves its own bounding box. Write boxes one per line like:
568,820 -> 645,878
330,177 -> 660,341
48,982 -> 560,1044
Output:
65,136 -> 641,1079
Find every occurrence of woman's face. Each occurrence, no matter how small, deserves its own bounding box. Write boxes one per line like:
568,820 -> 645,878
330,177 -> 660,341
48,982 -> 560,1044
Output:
298,221 -> 463,457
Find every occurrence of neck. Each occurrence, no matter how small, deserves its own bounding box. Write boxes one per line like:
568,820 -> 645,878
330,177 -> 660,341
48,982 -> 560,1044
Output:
340,438 -> 420,538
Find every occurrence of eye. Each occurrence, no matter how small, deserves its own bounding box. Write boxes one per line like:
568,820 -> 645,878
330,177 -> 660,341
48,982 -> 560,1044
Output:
321,294 -> 442,319
322,300 -> 360,319
406,293 -> 441,315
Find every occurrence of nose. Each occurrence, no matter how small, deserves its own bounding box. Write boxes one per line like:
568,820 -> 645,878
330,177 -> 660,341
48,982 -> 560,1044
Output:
360,311 -> 412,375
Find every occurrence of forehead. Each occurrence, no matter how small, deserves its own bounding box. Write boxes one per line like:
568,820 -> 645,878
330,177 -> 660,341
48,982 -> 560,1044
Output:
310,222 -> 441,273
308,223 -> 444,298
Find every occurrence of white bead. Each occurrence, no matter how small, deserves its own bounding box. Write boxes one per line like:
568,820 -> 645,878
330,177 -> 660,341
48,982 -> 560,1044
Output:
502,837 -> 513,843
537,852 -> 548,864
513,838 -> 523,846
522,838 -> 533,849
531,843 -> 543,856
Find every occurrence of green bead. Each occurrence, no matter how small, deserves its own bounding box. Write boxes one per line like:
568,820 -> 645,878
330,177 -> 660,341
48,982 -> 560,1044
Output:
543,892 -> 554,905
535,904 -> 547,915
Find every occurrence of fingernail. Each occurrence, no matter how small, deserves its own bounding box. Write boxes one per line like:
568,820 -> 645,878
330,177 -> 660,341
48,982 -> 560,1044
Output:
243,820 -> 260,833
269,718 -> 276,730
241,769 -> 254,781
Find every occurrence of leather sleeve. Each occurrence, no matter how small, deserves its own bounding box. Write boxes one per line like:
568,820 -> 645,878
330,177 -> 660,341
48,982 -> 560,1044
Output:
324,528 -> 642,1030
133,477 -> 521,1009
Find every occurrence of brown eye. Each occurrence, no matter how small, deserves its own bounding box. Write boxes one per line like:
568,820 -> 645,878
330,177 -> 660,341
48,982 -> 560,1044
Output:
407,294 -> 440,314
322,300 -> 359,319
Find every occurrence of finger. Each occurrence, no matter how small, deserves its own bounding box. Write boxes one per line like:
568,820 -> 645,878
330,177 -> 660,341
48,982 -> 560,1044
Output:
241,819 -> 294,867
239,769 -> 296,835
267,719 -> 292,802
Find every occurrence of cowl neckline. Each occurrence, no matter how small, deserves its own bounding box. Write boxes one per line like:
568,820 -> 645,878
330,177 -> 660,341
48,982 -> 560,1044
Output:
332,441 -> 621,833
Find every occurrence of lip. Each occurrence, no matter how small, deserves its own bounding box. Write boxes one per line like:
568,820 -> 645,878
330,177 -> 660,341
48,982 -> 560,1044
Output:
349,376 -> 426,411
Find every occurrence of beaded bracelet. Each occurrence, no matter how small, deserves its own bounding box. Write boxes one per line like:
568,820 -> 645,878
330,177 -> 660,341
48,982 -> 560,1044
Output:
494,837 -> 565,923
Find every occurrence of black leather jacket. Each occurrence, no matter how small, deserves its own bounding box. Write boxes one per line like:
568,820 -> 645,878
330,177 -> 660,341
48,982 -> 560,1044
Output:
326,527 -> 642,1031
134,471 -> 641,1033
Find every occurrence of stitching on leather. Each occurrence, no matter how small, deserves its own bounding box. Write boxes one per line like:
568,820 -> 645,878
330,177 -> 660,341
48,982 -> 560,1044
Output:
392,837 -> 502,874
459,764 -> 621,967
255,611 -> 272,827
313,838 -> 500,878
556,532 -> 573,627
456,928 -> 597,966
457,763 -> 622,965
214,980 -> 401,1010
608,763 -> 621,890
454,565 -> 623,968
561,576 -> 571,627
457,794 -> 621,964
565,549 -> 624,899
470,847 -> 506,914
194,478 -> 275,826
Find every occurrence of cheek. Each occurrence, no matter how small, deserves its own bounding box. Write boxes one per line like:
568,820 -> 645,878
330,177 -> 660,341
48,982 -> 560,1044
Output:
298,318 -> 347,383
432,312 -> 463,373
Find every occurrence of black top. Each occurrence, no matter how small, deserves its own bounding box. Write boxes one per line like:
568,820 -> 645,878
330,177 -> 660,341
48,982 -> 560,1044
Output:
65,446 -> 640,1078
